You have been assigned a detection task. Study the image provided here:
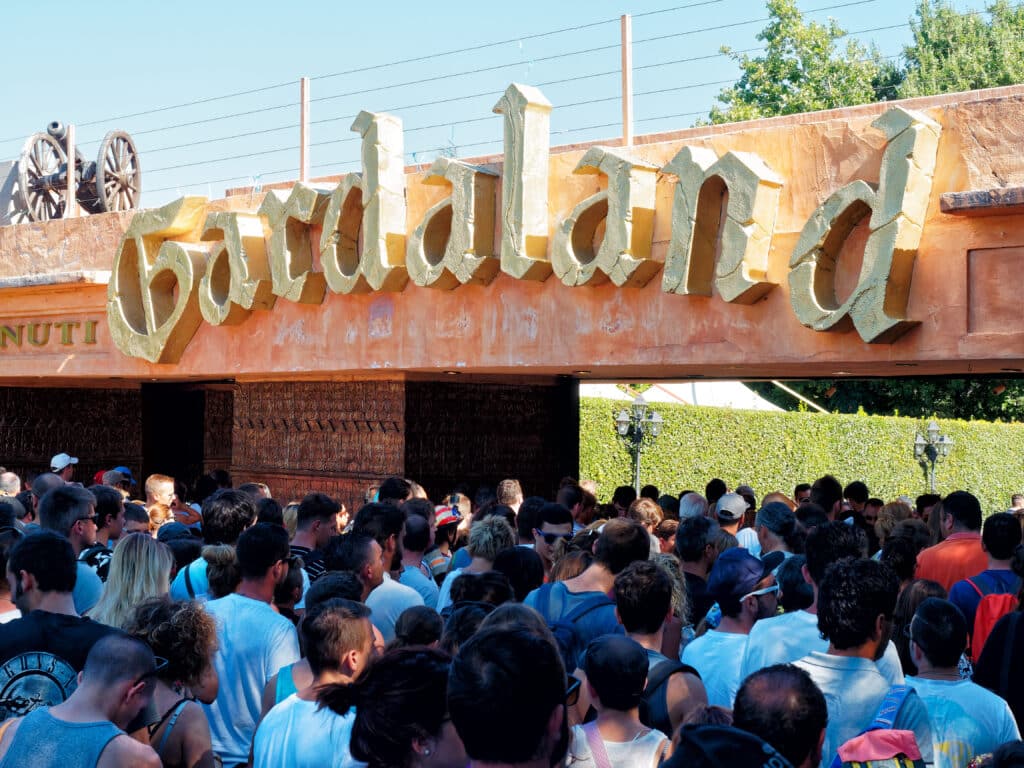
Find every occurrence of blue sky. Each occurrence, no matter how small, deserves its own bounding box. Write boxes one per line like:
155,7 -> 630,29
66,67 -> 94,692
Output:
0,0 -> 989,206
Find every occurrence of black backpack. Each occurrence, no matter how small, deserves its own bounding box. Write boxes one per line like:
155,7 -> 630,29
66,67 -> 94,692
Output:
639,659 -> 700,737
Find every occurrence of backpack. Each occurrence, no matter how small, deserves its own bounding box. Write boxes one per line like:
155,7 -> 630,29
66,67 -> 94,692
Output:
829,685 -> 924,768
639,659 -> 700,737
966,574 -> 1020,660
534,582 -> 614,672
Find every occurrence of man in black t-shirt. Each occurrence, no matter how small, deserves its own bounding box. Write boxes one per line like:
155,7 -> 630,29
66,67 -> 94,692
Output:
289,493 -> 342,581
675,516 -> 719,627
0,532 -> 121,721
77,485 -> 125,582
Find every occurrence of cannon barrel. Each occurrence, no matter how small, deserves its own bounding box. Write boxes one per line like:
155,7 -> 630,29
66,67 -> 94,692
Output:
46,122 -> 66,142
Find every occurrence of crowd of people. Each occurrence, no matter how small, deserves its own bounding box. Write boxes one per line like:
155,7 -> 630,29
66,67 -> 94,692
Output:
1,452 -> 1024,767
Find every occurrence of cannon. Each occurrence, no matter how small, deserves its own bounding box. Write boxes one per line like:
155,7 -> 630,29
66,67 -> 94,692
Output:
15,122 -> 140,222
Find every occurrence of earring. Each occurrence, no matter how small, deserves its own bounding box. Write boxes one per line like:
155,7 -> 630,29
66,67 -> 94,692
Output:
424,749 -> 432,756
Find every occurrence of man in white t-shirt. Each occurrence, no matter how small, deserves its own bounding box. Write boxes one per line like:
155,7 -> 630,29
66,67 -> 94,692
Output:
254,598 -> 373,768
742,522 -> 905,686
202,523 -> 301,767
682,547 -> 777,707
907,598 -> 1020,768
795,557 -> 933,768
352,502 -> 423,643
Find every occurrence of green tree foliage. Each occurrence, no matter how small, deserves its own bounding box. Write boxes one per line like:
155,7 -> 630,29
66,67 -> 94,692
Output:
581,398 -> 1024,514
747,379 -> 1024,421
707,0 -> 889,124
898,0 -> 1024,97
705,0 -> 1024,419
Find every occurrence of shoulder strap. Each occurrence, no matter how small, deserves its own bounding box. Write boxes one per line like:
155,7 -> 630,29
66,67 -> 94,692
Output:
869,685 -> 911,730
155,699 -> 189,755
645,660 -> 697,693
183,562 -> 196,599
966,577 -> 985,598
0,717 -> 16,744
582,722 -> 614,768
564,593 -> 614,624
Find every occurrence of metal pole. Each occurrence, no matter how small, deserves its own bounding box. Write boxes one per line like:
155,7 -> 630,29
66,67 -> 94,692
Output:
300,77 -> 310,182
929,459 -> 936,493
620,14 -> 633,147
633,440 -> 642,493
65,124 -> 77,218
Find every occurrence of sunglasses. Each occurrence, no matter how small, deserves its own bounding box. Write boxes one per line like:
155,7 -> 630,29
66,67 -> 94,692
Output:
534,529 -> 573,546
740,584 -> 779,602
75,514 -> 99,526
132,655 -> 169,687
566,675 -> 582,706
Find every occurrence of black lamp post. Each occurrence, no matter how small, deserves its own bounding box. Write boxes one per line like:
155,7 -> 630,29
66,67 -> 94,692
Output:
914,419 -> 953,493
615,393 -> 663,493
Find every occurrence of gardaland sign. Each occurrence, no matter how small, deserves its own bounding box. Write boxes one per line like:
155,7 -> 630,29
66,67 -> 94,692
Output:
106,83 -> 940,364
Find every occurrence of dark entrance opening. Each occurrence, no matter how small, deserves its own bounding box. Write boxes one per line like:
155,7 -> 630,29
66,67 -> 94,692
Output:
141,383 -> 207,492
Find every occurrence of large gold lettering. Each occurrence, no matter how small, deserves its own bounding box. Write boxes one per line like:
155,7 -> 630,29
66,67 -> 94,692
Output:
788,107 -> 941,343
106,197 -> 209,364
551,147 -> 659,287
407,157 -> 499,289
493,84 -> 552,281
198,211 -> 274,326
320,111 -> 408,294
258,184 -> 332,304
662,148 -> 782,303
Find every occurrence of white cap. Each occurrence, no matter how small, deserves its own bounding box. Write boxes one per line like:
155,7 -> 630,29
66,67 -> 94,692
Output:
50,453 -> 79,471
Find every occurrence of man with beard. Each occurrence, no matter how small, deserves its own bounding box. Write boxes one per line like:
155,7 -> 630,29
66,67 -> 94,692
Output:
794,558 -> 933,767
352,502 -> 422,643
681,547 -> 778,707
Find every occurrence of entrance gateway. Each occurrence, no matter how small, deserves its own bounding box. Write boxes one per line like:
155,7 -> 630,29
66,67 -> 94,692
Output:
1,83 -> 1023,507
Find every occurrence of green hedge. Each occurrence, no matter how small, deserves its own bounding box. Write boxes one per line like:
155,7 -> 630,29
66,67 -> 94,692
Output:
580,398 -> 1024,515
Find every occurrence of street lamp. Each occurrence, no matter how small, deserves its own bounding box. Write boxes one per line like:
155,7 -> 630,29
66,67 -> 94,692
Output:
913,419 -> 953,493
615,393 -> 663,492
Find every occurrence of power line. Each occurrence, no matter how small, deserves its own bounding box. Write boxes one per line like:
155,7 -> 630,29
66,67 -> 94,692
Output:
1,0 -> 723,148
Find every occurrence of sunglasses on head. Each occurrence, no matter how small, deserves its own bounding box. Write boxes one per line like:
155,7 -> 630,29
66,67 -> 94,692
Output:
534,529 -> 572,546
132,656 -> 169,687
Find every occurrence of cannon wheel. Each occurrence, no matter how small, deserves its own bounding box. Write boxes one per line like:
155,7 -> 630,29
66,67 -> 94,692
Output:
16,132 -> 67,222
95,130 -> 140,213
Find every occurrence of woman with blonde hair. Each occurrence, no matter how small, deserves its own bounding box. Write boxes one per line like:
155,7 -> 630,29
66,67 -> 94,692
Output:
874,500 -> 914,552
88,532 -> 173,630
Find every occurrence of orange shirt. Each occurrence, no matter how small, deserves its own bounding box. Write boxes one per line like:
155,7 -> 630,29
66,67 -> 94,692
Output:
915,531 -> 987,592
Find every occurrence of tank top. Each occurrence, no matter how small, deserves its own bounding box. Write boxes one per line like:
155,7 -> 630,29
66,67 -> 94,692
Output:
0,707 -> 123,768
275,662 -> 300,703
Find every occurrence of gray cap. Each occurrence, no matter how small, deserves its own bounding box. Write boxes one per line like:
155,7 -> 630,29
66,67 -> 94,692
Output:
715,492 -> 748,522
756,501 -> 797,535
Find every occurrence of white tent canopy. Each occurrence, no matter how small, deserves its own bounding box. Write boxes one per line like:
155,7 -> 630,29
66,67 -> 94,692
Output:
580,381 -> 783,412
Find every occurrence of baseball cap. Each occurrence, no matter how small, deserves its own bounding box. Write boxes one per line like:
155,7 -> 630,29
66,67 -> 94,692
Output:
113,466 -> 136,484
756,502 -> 797,535
707,547 -> 771,600
156,522 -> 194,543
715,492 -> 749,522
50,453 -> 78,472
92,469 -> 107,486
665,725 -> 794,768
435,504 -> 461,528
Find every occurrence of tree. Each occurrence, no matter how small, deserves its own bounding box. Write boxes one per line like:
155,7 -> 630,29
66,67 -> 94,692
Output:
707,0 -> 1024,420
707,0 -> 890,124
898,0 -> 1024,97
747,379 -> 1024,421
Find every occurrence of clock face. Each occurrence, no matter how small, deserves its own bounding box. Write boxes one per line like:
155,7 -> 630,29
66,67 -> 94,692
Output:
0,653 -> 78,720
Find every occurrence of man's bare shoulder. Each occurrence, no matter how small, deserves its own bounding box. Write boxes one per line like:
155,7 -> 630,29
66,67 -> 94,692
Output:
98,733 -> 161,768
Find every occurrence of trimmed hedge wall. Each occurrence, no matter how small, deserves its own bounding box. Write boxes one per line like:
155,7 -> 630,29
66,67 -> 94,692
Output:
580,397 -> 1024,515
